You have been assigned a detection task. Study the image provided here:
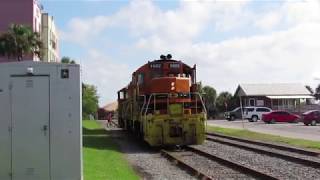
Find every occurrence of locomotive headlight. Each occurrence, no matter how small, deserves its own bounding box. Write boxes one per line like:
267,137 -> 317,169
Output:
171,82 -> 175,91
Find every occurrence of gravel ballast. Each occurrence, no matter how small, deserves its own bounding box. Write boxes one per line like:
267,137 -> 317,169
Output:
172,150 -> 255,180
207,135 -> 320,163
104,126 -> 197,180
195,140 -> 320,180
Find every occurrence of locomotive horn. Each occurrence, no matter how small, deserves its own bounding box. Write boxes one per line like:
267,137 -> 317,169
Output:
167,54 -> 172,59
160,55 -> 166,60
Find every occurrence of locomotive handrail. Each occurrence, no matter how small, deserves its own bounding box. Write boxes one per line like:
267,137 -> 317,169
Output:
195,92 -> 208,132
140,95 -> 146,117
144,94 -> 153,117
143,92 -> 206,116
139,95 -> 146,132
119,99 -> 131,129
143,93 -> 170,117
195,92 -> 207,114
143,94 -> 154,125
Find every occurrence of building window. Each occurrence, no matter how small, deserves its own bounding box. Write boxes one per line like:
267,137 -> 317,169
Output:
51,40 -> 56,50
34,18 -> 37,30
256,100 -> 264,106
249,98 -> 255,106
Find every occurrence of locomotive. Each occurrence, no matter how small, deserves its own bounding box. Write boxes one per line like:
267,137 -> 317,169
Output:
117,54 -> 206,146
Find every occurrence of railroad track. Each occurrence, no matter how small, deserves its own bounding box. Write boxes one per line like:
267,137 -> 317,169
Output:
206,132 -> 320,169
161,146 -> 278,180
110,120 -> 119,127
206,132 -> 320,157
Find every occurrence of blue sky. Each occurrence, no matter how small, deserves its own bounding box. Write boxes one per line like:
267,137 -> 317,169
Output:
41,0 -> 320,105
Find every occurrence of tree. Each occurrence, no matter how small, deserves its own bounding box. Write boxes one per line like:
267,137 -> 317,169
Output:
0,24 -> 42,61
216,91 -> 233,113
315,84 -> 320,100
61,56 -> 76,64
306,85 -> 314,94
82,83 -> 99,119
201,85 -> 217,118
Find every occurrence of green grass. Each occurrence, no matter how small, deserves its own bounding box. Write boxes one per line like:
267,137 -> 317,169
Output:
83,120 -> 139,180
207,126 -> 320,151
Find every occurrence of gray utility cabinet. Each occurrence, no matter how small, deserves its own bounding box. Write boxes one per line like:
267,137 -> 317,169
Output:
0,62 -> 82,180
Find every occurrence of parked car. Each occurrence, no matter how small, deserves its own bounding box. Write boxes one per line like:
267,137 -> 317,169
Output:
224,107 -> 245,121
243,106 -> 272,122
302,110 -> 320,126
262,111 -> 300,123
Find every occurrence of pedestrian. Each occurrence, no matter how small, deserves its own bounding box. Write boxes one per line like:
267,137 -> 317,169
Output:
106,113 -> 112,127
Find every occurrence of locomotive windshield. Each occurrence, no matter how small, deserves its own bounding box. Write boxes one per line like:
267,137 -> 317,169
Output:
150,63 -> 162,69
169,63 -> 180,68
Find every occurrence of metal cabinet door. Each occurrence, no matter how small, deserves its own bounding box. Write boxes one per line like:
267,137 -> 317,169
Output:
10,76 -> 50,180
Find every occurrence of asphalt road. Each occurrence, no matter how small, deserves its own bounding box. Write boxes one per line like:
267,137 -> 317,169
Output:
207,119 -> 320,141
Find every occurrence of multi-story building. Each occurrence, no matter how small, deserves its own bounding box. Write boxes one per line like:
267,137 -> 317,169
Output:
0,0 -> 42,33
0,0 -> 59,62
41,13 -> 59,62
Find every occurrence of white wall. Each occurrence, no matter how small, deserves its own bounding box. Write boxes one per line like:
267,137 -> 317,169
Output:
0,61 -> 82,180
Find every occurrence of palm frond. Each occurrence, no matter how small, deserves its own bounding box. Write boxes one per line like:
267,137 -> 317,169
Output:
0,24 -> 43,61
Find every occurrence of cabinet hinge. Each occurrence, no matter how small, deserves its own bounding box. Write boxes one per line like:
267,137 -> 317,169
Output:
8,126 -> 12,132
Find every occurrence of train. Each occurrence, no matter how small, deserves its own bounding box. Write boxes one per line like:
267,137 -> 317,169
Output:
117,54 -> 207,146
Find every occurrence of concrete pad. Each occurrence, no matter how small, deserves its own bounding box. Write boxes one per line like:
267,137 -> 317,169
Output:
207,120 -> 320,141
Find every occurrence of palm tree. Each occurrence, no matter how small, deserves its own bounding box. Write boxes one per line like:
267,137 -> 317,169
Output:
0,24 -> 42,61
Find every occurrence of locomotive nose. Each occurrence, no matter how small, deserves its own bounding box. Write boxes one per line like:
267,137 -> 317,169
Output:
150,77 -> 190,94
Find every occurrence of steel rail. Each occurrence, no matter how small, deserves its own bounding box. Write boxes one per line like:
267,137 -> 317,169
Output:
206,132 -> 320,157
185,146 -> 279,180
206,135 -> 320,168
160,149 -> 212,180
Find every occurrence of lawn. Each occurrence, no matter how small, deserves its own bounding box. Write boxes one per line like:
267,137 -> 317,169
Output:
207,125 -> 320,151
83,120 -> 139,180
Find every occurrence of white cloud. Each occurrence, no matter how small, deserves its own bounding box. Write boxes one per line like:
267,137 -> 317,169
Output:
191,22 -> 320,92
133,0 -> 320,92
284,0 -> 320,25
60,0 -> 320,105
80,49 -> 131,104
254,0 -> 320,30
255,11 -> 281,30
60,16 -> 110,45
61,0 -> 251,44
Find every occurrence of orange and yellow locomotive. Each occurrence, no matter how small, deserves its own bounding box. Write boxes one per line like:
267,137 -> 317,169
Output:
117,54 -> 206,146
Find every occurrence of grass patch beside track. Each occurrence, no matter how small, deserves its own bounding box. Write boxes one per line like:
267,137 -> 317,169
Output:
207,126 -> 320,151
83,120 -> 139,180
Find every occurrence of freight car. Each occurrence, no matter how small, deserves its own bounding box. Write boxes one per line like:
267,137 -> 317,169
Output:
117,54 -> 206,146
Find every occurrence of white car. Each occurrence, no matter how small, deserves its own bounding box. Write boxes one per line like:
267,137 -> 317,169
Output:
243,106 -> 272,122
